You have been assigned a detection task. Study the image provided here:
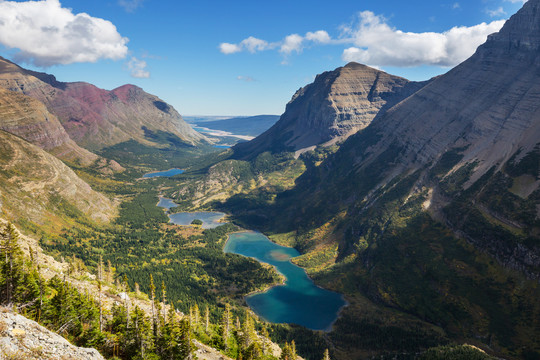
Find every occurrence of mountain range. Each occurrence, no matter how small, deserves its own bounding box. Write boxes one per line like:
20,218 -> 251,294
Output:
0,56 -> 206,151
1,0 -> 540,359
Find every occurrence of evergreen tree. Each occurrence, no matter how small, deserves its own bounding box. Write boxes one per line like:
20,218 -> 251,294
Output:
150,274 -> 157,337
0,222 -> 24,305
205,306 -> 210,334
221,303 -> 232,350
322,348 -> 330,360
280,341 -> 297,360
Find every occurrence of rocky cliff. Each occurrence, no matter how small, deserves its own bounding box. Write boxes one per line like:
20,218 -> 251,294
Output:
233,62 -> 427,159
0,57 -> 206,150
0,309 -> 105,360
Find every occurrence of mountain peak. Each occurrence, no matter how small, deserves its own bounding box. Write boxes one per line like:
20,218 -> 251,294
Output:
233,63 -> 429,159
482,0 -> 540,52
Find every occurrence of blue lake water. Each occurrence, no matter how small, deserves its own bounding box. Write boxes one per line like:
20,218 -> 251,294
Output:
224,231 -> 346,331
169,211 -> 226,229
156,198 -> 227,229
143,168 -> 184,178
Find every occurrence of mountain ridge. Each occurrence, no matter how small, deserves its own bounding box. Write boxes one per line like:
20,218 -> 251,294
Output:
233,62 -> 429,159
0,56 -> 207,150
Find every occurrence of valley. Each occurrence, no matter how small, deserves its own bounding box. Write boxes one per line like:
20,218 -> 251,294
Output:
0,0 -> 539,359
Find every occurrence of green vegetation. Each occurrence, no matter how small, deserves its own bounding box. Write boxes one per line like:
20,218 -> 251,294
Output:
41,190 -> 280,315
0,221 -> 291,360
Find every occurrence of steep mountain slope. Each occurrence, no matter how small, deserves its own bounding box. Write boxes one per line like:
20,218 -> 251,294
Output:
0,86 -> 124,173
0,130 -> 115,231
218,1 -> 540,358
233,63 -> 427,159
268,0 -> 540,278
0,57 -> 206,150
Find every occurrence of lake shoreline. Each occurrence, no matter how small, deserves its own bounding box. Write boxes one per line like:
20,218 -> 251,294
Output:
153,190 -> 347,332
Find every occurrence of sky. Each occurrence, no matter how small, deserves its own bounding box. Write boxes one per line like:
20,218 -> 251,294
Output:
0,0 -> 527,116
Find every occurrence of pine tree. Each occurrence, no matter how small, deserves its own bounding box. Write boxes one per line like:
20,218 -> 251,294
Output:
192,303 -> 200,327
149,274 -> 157,336
107,259 -> 114,283
98,255 -> 103,332
205,306 -> 210,333
0,222 -> 24,305
280,341 -> 297,360
123,274 -> 130,328
221,303 -> 232,350
322,348 -> 330,360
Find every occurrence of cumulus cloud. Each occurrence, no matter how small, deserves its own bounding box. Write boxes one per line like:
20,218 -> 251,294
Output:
127,57 -> 150,78
219,36 -> 272,54
280,34 -> 304,54
0,0 -> 128,67
305,30 -> 331,43
118,0 -> 144,13
220,11 -> 505,69
341,11 -> 505,67
219,30 -> 331,56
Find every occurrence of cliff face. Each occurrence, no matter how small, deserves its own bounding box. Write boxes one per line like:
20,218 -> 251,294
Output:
0,57 -> 206,150
233,62 -> 427,159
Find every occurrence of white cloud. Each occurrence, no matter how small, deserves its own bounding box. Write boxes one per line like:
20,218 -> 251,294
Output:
452,3 -> 461,9
127,57 -> 150,78
219,43 -> 242,54
305,30 -> 331,44
505,0 -> 527,3
219,36 -> 272,54
486,7 -> 506,17
0,0 -> 128,67
220,30 -> 332,57
341,11 -> 505,67
220,11 -> 506,69
118,0 -> 144,13
280,34 -> 304,54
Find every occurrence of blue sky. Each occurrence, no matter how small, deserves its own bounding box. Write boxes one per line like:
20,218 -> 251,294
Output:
0,0 -> 526,116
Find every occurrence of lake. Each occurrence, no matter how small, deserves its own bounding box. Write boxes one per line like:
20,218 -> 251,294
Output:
156,197 -> 227,229
224,231 -> 346,331
143,168 -> 184,178
169,211 -> 226,229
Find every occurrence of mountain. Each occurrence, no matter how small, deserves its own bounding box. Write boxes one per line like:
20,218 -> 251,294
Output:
0,86 -> 123,173
233,63 -> 428,159
0,129 -> 115,232
187,115 -> 280,137
218,1 -> 540,357
281,0 -> 540,277
0,57 -> 206,150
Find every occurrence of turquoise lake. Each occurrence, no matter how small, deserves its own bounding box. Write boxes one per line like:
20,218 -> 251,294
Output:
224,231 -> 346,331
143,168 -> 184,178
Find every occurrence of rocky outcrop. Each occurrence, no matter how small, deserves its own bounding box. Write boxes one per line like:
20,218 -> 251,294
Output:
233,62 -> 427,159
0,308 -> 104,360
0,130 -> 115,226
0,57 -> 207,150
